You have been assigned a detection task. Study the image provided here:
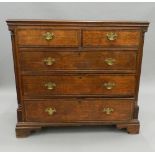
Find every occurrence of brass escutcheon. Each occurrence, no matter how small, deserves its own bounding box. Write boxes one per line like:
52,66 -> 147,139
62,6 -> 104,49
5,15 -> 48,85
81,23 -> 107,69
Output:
44,82 -> 56,90
45,107 -> 56,116
106,32 -> 118,41
103,107 -> 114,115
43,57 -> 55,66
105,58 -> 116,66
103,82 -> 116,90
43,32 -> 54,41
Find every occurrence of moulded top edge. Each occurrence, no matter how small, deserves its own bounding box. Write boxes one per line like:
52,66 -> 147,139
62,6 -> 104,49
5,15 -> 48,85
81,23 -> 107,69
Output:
6,19 -> 150,25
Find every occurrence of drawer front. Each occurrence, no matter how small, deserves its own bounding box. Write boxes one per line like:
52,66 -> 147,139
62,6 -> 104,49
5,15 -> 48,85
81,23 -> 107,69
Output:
22,75 -> 135,97
25,99 -> 133,122
17,29 -> 80,47
20,51 -> 136,71
83,30 -> 140,47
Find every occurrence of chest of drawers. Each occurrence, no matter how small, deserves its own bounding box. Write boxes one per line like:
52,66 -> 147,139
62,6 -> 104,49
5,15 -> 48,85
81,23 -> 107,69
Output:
7,20 -> 149,137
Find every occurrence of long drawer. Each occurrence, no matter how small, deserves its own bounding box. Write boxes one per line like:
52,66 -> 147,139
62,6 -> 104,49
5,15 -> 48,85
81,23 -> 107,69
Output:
25,99 -> 133,122
20,51 -> 136,72
22,74 -> 135,97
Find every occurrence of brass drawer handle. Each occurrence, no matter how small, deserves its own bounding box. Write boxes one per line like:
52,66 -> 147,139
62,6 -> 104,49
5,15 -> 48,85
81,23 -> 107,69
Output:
106,32 -> 118,41
103,107 -> 114,115
45,107 -> 56,116
43,32 -> 54,41
105,58 -> 116,66
103,82 -> 116,90
44,82 -> 56,90
43,57 -> 55,66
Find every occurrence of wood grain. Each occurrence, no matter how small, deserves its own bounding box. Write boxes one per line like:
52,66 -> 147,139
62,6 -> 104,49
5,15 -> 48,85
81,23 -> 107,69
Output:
22,74 -> 135,97
20,51 -> 137,71
17,29 -> 80,47
83,30 -> 140,47
25,99 -> 133,122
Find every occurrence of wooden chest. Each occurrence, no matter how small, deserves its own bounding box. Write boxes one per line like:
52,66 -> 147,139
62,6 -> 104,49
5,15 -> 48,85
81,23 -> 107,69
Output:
7,20 -> 149,137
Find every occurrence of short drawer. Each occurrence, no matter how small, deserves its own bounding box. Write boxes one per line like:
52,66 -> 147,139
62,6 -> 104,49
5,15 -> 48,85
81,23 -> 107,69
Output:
83,30 -> 140,47
20,51 -> 136,71
22,75 -> 135,97
17,28 -> 80,47
25,99 -> 133,122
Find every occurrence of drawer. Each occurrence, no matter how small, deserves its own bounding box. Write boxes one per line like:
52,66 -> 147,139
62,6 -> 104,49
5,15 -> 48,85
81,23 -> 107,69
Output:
17,28 -> 80,47
22,75 -> 135,97
83,30 -> 140,47
25,99 -> 133,122
20,51 -> 136,71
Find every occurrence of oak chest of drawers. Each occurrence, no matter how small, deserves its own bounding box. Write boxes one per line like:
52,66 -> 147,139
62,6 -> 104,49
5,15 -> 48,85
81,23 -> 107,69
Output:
7,20 -> 149,137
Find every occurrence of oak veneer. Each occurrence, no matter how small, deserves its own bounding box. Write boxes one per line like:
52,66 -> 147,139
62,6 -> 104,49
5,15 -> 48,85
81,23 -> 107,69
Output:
22,75 -> 135,97
83,30 -> 141,47
17,29 -> 80,47
7,20 -> 149,137
25,99 -> 133,122
20,51 -> 137,71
